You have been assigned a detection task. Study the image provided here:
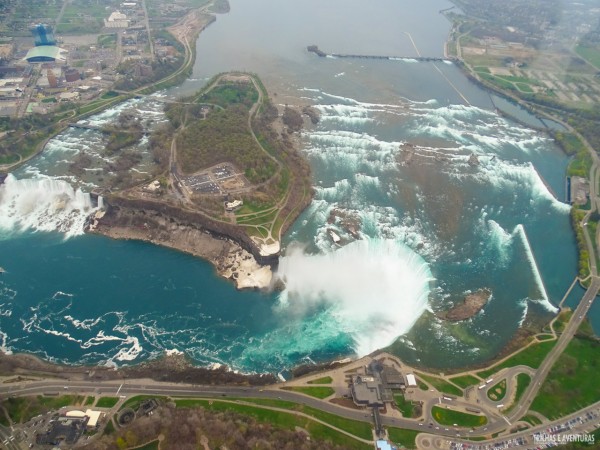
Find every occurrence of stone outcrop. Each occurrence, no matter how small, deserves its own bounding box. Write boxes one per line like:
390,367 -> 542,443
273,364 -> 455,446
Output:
89,196 -> 276,289
439,288 -> 492,321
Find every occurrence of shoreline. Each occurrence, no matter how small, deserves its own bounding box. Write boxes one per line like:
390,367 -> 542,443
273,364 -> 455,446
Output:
88,204 -> 274,290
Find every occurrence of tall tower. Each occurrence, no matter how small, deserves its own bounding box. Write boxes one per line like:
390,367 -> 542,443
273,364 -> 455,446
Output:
47,69 -> 58,88
31,24 -> 56,47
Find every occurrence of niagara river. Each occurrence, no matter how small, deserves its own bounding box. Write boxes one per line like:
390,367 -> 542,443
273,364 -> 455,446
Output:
0,0 -> 592,374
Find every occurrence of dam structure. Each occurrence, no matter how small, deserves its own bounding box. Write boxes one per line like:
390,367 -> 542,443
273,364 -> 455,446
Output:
307,45 -> 455,62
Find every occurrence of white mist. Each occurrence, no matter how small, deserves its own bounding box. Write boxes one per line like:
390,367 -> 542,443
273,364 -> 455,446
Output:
276,238 -> 433,356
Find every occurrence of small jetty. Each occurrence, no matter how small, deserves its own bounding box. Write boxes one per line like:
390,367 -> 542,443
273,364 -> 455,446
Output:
307,45 -> 455,63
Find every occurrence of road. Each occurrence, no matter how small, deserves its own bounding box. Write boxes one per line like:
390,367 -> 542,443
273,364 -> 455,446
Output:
418,400 -> 600,449
0,424 -> 19,450
141,0 -> 155,60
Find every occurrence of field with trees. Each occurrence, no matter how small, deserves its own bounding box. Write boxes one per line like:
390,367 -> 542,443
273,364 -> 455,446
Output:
82,400 -> 369,450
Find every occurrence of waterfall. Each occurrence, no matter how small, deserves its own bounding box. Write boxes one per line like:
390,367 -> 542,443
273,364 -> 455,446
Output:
0,174 -> 98,237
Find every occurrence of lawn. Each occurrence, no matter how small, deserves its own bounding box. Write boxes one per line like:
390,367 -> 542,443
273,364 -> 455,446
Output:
515,82 -> 534,93
96,397 -> 120,408
476,340 -> 555,379
415,373 -> 463,397
575,45 -> 600,69
394,394 -> 417,418
0,395 -> 84,424
521,414 -> 542,426
449,374 -> 481,389
387,427 -> 419,449
509,373 -> 531,410
104,419 -> 116,435
487,379 -> 507,401
175,398 -> 373,440
307,376 -> 333,384
175,399 -> 371,449
281,386 -> 335,399
431,406 -> 488,427
530,336 -> 600,419
120,396 -> 164,411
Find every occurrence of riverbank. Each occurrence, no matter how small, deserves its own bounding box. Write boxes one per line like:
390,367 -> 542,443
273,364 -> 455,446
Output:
0,351 -> 275,386
88,204 -> 273,290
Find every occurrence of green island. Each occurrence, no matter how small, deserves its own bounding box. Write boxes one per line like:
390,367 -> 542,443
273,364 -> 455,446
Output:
486,379 -> 507,401
431,405 -> 488,427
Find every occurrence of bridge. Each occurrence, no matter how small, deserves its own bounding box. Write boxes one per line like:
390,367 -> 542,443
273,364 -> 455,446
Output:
307,45 -> 455,63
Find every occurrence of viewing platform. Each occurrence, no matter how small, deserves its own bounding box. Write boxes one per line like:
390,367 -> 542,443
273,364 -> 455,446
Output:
307,45 -> 455,63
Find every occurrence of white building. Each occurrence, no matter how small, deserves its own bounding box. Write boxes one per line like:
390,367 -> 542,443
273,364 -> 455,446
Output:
104,11 -> 130,28
225,199 -> 243,211
85,409 -> 103,428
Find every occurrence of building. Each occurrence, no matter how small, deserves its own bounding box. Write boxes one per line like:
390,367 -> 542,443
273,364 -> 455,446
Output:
225,199 -> 243,211
64,68 -> 81,82
85,409 -> 103,428
104,11 -> 130,28
351,375 -> 384,407
58,91 -> 80,102
25,45 -> 67,63
406,373 -> 417,387
376,440 -> 397,450
31,24 -> 56,46
569,176 -> 589,205
350,359 -> 408,407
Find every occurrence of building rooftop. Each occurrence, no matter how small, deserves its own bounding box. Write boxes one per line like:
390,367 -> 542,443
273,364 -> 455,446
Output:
25,46 -> 67,62
351,375 -> 383,407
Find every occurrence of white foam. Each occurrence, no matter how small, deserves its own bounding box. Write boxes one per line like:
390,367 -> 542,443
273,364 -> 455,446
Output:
517,298 -> 529,327
111,336 -> 142,362
0,331 -> 12,355
165,348 -> 184,356
0,174 -> 98,237
474,160 -> 570,213
514,224 -> 558,313
277,238 -> 433,355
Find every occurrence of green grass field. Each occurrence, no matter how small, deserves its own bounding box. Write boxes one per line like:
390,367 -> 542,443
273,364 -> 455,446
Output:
521,414 -> 542,426
487,379 -> 507,401
174,399 -> 371,449
511,373 -> 531,406
281,386 -> 335,399
449,374 -> 480,389
394,394 -> 417,418
415,373 -> 463,397
387,427 -> 419,449
530,336 -> 600,419
307,376 -> 333,384
575,45 -> 600,69
96,397 -> 120,408
476,340 -> 555,379
0,395 -> 84,425
120,396 -> 164,411
431,406 -> 488,427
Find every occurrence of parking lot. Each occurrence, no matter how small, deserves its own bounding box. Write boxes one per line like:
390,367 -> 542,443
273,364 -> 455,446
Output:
181,163 -> 248,194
